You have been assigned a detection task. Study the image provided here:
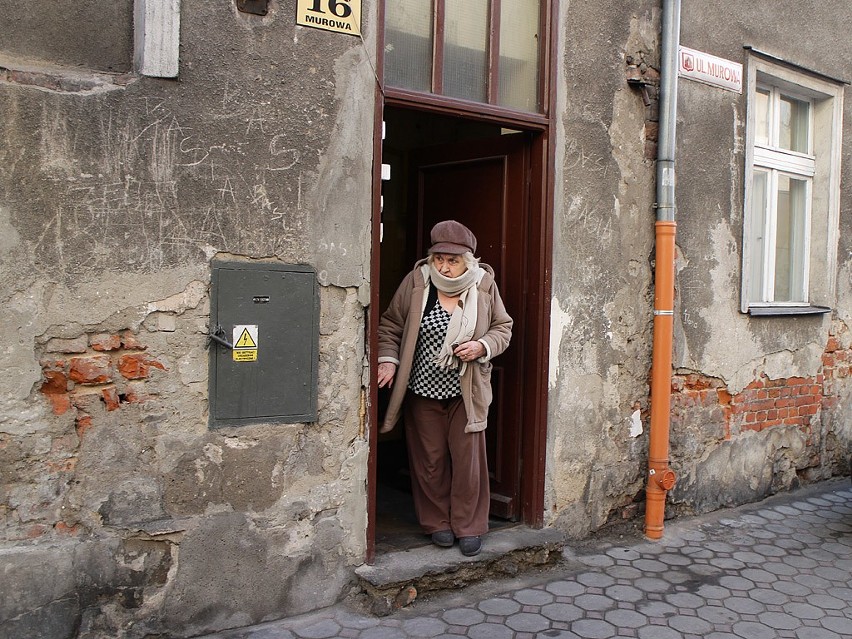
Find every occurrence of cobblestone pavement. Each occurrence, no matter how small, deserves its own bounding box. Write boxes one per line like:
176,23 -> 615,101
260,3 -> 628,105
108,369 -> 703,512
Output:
197,480 -> 852,639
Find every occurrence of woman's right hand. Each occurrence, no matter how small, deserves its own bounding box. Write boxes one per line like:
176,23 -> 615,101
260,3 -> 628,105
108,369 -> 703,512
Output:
377,362 -> 397,388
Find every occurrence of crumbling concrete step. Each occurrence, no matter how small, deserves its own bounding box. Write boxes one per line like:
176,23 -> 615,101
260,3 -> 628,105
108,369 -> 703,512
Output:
354,526 -> 565,615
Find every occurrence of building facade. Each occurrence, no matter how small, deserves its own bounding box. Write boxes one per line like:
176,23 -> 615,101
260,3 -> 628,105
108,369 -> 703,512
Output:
0,1 -> 849,637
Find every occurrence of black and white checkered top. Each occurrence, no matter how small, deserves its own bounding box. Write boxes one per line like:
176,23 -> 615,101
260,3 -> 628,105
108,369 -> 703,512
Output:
408,287 -> 461,400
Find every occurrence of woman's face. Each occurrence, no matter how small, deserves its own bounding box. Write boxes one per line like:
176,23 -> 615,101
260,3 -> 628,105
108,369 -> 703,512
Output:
432,253 -> 467,279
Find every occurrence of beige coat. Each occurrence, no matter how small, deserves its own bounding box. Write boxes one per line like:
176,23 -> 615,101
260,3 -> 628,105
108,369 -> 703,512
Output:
377,259 -> 513,433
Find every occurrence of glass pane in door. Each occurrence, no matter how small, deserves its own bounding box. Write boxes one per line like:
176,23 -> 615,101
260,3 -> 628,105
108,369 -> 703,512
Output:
498,0 -> 541,112
443,0 -> 488,102
385,0 -> 433,92
773,175 -> 808,302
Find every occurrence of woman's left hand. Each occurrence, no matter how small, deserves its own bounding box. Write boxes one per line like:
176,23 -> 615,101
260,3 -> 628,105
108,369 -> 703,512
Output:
453,340 -> 486,362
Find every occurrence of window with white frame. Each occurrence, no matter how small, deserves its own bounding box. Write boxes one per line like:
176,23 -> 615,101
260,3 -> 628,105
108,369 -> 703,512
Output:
742,56 -> 844,313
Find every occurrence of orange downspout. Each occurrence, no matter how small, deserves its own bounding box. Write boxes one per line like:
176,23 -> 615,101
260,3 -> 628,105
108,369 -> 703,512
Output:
644,0 -> 680,540
645,221 -> 678,539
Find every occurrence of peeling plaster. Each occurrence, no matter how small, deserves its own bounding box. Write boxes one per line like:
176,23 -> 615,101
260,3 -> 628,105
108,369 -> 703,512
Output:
548,296 -> 573,389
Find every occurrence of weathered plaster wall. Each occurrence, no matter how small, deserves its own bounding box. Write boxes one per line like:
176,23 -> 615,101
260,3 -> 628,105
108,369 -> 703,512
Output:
668,0 -> 852,514
0,0 -> 134,73
547,2 -> 660,536
0,1 -> 376,637
546,0 -> 850,538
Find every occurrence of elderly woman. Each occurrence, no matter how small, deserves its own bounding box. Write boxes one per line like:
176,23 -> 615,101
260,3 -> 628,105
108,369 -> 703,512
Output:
377,220 -> 512,556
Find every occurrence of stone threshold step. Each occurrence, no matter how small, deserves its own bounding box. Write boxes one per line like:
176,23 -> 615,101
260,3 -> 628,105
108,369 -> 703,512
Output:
354,526 -> 565,615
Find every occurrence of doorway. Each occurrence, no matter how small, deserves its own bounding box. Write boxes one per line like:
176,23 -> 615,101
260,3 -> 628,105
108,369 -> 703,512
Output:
373,107 -> 549,555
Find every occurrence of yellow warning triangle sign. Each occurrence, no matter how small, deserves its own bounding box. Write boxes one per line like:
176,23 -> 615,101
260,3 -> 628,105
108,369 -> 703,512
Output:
235,328 -> 257,348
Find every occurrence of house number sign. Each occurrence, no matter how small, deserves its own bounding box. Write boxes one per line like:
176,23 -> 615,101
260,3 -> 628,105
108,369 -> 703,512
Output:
296,0 -> 361,36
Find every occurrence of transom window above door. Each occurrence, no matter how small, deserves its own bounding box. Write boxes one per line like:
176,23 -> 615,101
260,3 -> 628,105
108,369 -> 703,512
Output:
384,0 -> 544,113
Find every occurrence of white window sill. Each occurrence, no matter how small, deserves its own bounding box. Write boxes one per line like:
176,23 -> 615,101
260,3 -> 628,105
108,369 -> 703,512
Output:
747,305 -> 831,316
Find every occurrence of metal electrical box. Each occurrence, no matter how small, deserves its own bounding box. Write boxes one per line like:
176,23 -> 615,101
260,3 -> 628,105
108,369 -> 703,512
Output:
208,261 -> 319,428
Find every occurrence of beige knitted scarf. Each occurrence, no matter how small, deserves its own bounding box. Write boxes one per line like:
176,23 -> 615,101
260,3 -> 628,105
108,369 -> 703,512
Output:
426,262 -> 485,372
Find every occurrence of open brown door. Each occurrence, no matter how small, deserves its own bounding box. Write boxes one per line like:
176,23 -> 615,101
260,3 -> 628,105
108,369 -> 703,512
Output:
411,133 -> 530,520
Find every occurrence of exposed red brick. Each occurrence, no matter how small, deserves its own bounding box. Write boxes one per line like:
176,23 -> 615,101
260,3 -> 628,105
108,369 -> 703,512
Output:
118,353 -> 165,380
684,375 -> 712,391
40,370 -> 68,396
54,521 -> 80,536
120,330 -> 147,351
46,394 -> 70,415
102,386 -> 121,411
75,414 -> 93,438
90,333 -> 122,352
825,336 -> 841,352
46,458 -> 77,473
644,121 -> 659,141
27,525 -> 48,539
69,356 -> 113,385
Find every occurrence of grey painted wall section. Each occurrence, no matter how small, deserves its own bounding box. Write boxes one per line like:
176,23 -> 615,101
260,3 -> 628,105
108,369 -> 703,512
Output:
547,1 -> 660,535
544,0 -> 851,535
1,0 -> 376,637
0,0 -> 135,73
667,0 -> 852,512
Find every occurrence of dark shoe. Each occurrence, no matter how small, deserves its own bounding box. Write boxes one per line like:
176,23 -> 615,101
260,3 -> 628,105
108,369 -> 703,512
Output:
431,530 -> 455,547
459,536 -> 482,556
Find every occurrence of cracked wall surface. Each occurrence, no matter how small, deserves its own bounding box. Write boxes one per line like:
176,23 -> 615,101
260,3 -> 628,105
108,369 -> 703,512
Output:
0,0 -> 376,637
545,0 -> 851,538
547,1 -> 659,536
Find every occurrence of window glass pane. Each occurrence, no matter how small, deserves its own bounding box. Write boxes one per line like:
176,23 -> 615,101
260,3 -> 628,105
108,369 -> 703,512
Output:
749,170 -> 769,302
498,0 -> 541,112
755,88 -> 771,147
443,0 -> 488,102
385,0 -> 433,92
773,175 -> 808,302
779,94 -> 809,153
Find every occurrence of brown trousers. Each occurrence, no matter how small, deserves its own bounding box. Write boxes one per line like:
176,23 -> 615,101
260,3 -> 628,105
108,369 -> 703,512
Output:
403,392 -> 490,537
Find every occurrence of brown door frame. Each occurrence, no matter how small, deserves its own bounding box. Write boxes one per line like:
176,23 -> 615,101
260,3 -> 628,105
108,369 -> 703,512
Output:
367,0 -> 557,564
